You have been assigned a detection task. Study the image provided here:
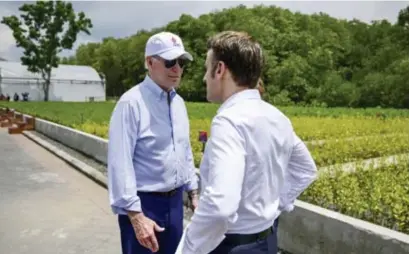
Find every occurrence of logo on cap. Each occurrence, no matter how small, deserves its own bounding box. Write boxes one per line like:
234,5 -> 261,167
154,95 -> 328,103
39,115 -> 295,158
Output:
171,37 -> 181,47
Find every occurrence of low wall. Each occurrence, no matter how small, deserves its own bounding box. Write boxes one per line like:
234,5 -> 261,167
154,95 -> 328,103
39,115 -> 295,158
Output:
34,118 -> 108,165
4,108 -> 409,254
278,200 -> 409,254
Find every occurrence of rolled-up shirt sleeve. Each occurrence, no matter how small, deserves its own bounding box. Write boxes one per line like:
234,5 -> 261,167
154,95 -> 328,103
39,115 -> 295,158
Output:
107,100 -> 141,213
279,132 -> 318,212
176,116 -> 246,254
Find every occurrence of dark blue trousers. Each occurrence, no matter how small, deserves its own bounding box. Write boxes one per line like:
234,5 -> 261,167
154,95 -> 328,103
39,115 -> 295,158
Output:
209,218 -> 279,254
118,187 -> 184,254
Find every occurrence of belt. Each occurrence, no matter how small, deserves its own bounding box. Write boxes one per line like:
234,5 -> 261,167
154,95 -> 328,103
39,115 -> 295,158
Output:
224,227 -> 273,246
138,188 -> 179,197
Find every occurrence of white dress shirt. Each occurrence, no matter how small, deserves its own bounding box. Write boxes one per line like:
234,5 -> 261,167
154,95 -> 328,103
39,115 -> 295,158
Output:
176,89 -> 317,254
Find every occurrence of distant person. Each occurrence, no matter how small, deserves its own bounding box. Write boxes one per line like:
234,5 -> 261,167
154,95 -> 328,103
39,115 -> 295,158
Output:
6,94 -> 10,101
13,92 -> 19,101
0,94 -> 4,101
107,31 -> 199,254
176,31 -> 318,254
22,92 -> 29,101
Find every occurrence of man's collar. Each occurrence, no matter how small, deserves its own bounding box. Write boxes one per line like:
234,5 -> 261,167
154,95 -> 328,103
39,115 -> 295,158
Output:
217,89 -> 261,113
143,75 -> 177,102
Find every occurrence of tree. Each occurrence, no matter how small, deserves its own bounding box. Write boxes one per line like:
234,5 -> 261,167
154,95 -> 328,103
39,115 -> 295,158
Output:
398,6 -> 409,29
1,0 -> 92,101
64,4 -> 409,108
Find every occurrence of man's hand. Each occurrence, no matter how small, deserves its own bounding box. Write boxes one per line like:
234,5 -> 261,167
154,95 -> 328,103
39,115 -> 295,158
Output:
188,190 -> 199,212
128,211 -> 165,252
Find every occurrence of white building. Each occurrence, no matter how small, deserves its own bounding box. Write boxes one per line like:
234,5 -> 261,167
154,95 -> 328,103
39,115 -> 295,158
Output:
0,61 -> 106,102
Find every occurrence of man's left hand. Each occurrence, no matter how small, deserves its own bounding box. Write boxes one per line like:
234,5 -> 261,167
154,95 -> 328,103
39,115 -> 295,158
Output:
188,190 -> 199,212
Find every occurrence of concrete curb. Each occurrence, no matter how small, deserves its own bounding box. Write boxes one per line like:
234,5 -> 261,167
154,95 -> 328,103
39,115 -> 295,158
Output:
22,130 -> 108,188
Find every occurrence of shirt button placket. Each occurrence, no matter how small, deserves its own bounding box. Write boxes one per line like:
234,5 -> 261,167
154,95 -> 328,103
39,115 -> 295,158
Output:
167,91 -> 177,189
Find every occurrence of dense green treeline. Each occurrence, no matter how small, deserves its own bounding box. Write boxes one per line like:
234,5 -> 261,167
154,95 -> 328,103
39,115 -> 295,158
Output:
61,4 -> 409,108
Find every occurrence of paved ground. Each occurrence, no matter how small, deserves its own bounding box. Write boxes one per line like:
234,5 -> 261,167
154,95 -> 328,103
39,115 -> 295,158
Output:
0,128 -> 121,254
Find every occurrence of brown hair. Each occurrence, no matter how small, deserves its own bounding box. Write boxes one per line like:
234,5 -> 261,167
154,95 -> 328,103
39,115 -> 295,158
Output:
257,78 -> 265,96
207,31 -> 264,89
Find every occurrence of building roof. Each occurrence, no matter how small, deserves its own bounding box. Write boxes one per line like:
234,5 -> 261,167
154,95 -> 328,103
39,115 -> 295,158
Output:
0,61 -> 102,81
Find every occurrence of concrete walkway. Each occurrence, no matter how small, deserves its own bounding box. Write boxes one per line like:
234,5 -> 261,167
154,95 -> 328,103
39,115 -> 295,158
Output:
0,128 -> 121,254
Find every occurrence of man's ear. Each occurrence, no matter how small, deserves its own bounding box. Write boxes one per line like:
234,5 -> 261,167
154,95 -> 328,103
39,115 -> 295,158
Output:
217,62 -> 222,74
144,57 -> 150,69
216,61 -> 228,79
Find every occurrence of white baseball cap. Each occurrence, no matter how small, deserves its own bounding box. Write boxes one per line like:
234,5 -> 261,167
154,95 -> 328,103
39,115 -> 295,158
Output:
145,32 -> 193,61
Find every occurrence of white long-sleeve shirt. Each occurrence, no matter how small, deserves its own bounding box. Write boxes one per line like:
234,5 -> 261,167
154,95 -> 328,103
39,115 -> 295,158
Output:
279,134 -> 318,213
176,89 -> 317,254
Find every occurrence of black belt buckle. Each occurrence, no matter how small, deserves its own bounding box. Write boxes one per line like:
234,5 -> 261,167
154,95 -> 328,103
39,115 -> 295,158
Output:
257,227 -> 272,239
225,227 -> 273,246
165,188 -> 177,197
152,188 -> 178,197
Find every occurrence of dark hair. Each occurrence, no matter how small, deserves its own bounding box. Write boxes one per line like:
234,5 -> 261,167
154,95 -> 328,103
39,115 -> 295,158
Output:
207,31 -> 264,89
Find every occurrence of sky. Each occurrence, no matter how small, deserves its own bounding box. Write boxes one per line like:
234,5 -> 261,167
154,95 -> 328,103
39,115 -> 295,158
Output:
0,1 -> 408,61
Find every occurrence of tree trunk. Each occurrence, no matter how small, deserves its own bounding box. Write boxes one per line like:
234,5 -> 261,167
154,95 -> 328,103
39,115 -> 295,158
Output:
43,79 -> 50,101
42,71 -> 51,101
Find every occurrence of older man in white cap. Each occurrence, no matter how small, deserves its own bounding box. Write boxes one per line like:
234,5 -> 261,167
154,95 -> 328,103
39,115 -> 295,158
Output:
107,31 -> 199,254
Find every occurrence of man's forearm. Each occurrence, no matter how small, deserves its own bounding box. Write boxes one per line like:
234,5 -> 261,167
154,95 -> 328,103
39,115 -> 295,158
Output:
127,210 -> 143,216
280,135 -> 317,211
184,167 -> 199,192
127,210 -> 143,222
188,189 -> 199,201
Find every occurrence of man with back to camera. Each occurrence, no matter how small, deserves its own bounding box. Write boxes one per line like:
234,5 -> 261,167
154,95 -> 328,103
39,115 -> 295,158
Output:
257,76 -> 316,248
107,31 -> 199,254
175,31 -> 318,254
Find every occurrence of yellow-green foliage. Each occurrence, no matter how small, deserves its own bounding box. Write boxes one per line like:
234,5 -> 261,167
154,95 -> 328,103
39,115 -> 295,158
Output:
309,134 -> 409,167
292,117 -> 409,141
72,120 -> 109,139
300,157 -> 409,235
70,119 -> 409,168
